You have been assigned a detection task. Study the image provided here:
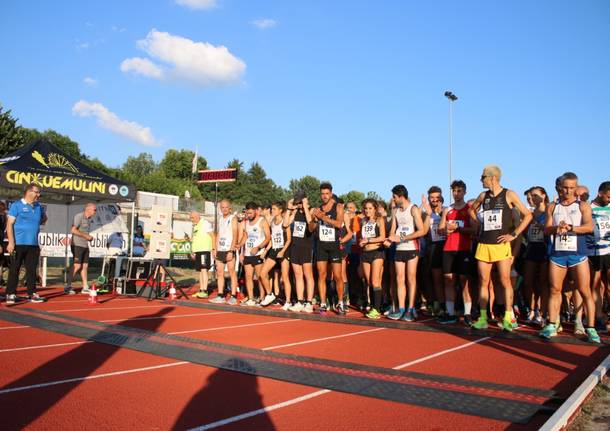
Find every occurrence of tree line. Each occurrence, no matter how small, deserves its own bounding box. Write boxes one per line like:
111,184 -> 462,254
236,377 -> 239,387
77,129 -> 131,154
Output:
1,103 -> 379,208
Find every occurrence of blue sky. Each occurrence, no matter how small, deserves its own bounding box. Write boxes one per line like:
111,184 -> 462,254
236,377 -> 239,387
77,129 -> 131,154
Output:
1,0 -> 609,202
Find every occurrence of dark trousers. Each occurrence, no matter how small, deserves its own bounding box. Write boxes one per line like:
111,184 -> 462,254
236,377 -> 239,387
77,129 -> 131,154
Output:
7,245 -> 40,296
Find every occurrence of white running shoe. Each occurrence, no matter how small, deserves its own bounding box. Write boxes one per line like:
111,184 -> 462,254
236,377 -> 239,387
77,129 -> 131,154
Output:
303,302 -> 314,313
281,302 -> 291,311
210,295 -> 226,304
289,301 -> 304,312
261,293 -> 276,307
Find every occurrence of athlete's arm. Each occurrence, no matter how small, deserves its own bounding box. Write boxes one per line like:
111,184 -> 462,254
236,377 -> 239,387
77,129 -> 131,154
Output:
497,190 -> 533,243
544,203 -> 556,235
318,204 -> 344,229
236,221 -> 247,249
340,213 -> 352,244
468,192 -> 485,224
5,216 -> 15,254
283,200 -> 296,228
574,201 -> 594,234
230,216 -> 239,251
404,205 -> 426,240
388,213 -> 399,243
302,198 -> 317,232
279,224 -> 292,257
438,207 -> 449,234
421,210 -> 430,236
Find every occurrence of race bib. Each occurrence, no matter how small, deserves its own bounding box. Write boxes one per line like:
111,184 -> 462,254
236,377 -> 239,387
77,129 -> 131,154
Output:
483,209 -> 502,231
430,223 -> 445,242
218,237 -> 230,252
555,234 -> 577,252
362,222 -> 376,239
200,253 -> 209,266
246,235 -> 257,255
293,221 -> 306,238
319,222 -> 335,242
597,219 -> 610,239
528,225 -> 544,243
272,231 -> 285,249
397,225 -> 412,239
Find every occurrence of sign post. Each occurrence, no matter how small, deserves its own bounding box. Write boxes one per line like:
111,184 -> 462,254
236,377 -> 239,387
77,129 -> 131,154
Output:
197,169 -> 237,233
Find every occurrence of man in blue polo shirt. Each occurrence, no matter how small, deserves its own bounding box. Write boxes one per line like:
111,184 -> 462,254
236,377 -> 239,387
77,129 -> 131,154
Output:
5,183 -> 47,304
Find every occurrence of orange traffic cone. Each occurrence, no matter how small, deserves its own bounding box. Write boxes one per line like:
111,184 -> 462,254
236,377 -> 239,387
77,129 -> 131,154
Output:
168,283 -> 177,301
88,284 -> 99,305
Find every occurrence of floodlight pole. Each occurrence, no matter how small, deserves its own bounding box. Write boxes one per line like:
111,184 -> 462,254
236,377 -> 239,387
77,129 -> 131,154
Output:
444,91 -> 458,203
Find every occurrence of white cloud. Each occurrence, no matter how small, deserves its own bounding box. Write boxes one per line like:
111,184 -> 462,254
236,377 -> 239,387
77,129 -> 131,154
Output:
83,77 -> 98,87
174,0 -> 217,10
77,42 -> 90,49
72,100 -> 160,147
112,25 -> 126,33
120,57 -> 164,80
120,29 -> 246,87
252,18 -> 277,29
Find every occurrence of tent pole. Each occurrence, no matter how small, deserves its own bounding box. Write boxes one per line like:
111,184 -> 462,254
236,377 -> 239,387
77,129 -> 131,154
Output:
129,201 -> 135,258
64,200 -> 71,285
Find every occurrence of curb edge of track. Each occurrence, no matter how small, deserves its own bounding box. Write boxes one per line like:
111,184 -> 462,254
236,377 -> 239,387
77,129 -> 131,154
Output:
538,352 -> 610,431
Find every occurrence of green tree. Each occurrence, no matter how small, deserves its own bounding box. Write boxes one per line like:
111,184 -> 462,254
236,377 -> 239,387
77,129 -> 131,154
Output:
366,191 -> 383,202
0,104 -> 27,156
159,149 -> 208,180
122,153 -> 157,179
339,190 -> 365,208
288,175 -> 322,207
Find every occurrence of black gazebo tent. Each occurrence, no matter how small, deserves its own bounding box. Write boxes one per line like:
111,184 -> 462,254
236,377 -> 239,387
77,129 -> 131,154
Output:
0,139 -> 137,284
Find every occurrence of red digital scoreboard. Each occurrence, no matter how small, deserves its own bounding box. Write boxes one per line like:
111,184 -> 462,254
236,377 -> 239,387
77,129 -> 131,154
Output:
197,168 -> 238,183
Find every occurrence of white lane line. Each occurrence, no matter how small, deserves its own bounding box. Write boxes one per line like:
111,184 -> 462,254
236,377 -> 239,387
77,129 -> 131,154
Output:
170,319 -> 297,335
46,305 -> 171,312
45,298 -> 140,304
0,317 -> 294,353
101,311 -> 230,323
0,326 -> 29,330
0,362 -> 189,395
191,390 -> 333,431
189,336 -> 492,430
262,327 -> 386,350
0,341 -> 92,353
392,337 -> 491,369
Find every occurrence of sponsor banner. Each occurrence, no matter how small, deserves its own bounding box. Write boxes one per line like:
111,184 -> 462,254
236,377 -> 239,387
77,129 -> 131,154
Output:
170,239 -> 192,260
39,232 -> 128,258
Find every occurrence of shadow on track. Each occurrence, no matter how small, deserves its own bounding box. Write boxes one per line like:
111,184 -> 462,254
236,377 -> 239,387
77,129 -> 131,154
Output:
0,307 -> 174,429
172,360 -> 275,431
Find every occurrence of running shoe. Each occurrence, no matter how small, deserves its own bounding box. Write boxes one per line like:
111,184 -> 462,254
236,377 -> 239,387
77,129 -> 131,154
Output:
366,308 -> 381,319
281,302 -> 291,311
240,299 -> 257,307
303,302 -> 314,314
289,301 -> 304,312
557,323 -> 563,333
319,303 -> 328,314
438,314 -> 458,324
227,296 -> 237,305
463,314 -> 473,327
585,327 -> 601,344
574,320 -> 585,336
595,317 -> 608,333
210,295 -> 226,304
387,309 -> 404,320
472,316 -> 488,330
402,308 -> 415,322
335,301 -> 346,316
29,293 -> 45,303
81,287 -> 91,294
502,317 -> 514,332
193,290 -> 209,299
5,294 -> 16,305
64,286 -> 76,295
311,296 -> 319,306
260,293 -> 276,307
539,323 -> 558,339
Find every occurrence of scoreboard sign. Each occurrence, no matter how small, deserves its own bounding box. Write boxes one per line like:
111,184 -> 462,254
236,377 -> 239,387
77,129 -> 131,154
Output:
197,168 -> 237,183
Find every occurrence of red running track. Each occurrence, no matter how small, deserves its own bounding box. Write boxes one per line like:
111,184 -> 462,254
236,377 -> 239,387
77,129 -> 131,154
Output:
0,287 -> 607,431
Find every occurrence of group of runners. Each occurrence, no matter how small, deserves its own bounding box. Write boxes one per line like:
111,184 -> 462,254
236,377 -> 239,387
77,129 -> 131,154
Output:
194,165 -> 608,345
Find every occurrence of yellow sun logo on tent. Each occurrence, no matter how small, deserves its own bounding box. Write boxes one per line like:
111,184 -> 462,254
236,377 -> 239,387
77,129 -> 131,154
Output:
31,151 -> 80,174
47,153 -> 79,173
31,151 -> 49,168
